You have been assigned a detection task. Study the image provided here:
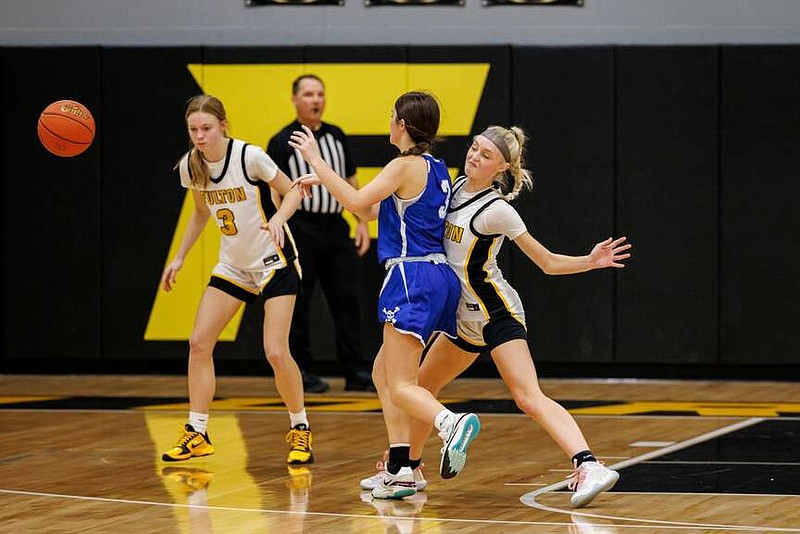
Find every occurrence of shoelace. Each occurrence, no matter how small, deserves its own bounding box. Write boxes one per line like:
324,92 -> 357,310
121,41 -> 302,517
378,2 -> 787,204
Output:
286,429 -> 311,450
566,461 -> 604,491
176,430 -> 201,448
375,449 -> 389,471
437,419 -> 455,453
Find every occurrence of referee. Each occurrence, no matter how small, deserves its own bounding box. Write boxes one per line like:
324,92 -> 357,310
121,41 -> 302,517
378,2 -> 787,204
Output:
267,74 -> 374,393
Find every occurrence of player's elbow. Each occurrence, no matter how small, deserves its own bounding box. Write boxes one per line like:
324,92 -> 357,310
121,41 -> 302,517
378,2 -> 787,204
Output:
347,196 -> 373,214
538,254 -> 560,275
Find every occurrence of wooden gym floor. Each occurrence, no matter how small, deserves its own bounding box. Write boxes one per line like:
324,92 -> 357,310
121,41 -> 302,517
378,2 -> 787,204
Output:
0,374 -> 798,533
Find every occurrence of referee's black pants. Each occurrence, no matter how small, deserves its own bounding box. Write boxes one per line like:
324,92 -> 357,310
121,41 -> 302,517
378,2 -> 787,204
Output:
288,211 -> 367,379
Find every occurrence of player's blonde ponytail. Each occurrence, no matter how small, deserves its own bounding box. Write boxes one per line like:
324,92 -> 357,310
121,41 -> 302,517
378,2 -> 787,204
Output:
186,147 -> 210,189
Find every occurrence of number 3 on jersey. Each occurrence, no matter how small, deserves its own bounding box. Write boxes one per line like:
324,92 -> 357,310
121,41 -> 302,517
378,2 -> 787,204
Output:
439,179 -> 452,220
217,208 -> 238,236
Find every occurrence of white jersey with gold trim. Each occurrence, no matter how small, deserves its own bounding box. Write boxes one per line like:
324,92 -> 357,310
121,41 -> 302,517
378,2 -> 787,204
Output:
444,177 -> 527,323
179,138 -> 298,272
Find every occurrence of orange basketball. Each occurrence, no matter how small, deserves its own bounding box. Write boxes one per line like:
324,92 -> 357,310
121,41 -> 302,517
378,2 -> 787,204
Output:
37,100 -> 96,157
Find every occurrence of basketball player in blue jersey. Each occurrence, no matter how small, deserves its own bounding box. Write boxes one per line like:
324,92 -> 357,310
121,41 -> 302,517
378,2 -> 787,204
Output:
363,126 -> 631,508
159,95 -> 314,466
289,92 -> 481,499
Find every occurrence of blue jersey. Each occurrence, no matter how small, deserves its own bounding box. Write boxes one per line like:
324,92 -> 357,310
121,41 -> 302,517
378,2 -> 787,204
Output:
375,154 -> 459,343
377,154 -> 452,264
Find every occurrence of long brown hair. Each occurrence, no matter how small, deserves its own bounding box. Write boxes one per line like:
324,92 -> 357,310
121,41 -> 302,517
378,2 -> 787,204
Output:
394,92 -> 440,157
178,95 -> 228,188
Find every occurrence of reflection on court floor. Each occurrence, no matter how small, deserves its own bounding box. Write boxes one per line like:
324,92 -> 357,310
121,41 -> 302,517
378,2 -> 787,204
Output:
1,378 -> 798,533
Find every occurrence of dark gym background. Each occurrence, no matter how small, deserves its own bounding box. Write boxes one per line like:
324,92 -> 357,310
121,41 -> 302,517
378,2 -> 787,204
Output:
2,45 -> 798,379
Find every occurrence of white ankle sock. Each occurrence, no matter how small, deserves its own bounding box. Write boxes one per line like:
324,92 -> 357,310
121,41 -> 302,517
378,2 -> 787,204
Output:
188,411 -> 209,434
290,409 -> 309,428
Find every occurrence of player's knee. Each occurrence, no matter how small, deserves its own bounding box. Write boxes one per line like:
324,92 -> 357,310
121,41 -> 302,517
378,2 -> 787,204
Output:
188,334 -> 215,357
264,345 -> 291,368
513,390 -> 547,418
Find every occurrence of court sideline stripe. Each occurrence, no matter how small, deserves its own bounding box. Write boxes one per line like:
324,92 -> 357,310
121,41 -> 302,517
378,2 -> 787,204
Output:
2,487 -> 795,531
520,417 -> 800,533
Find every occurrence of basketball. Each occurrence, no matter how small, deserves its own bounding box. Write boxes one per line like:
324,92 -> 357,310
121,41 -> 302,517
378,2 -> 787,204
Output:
37,99 -> 96,157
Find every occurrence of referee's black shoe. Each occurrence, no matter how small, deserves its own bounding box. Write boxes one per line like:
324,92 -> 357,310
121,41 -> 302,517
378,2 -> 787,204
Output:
302,371 -> 330,393
345,370 -> 377,392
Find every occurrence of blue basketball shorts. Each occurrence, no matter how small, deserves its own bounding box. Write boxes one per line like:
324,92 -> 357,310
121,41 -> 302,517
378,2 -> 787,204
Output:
377,261 -> 460,343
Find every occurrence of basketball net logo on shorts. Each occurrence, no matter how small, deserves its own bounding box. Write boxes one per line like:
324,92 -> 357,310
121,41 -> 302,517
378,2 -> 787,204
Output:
145,62 -> 490,341
382,306 -> 401,324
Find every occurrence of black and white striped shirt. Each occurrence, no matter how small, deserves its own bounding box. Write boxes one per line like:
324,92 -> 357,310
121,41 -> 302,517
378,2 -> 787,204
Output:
267,120 -> 357,214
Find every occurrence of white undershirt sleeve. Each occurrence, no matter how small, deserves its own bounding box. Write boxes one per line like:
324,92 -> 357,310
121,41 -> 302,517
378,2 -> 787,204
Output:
246,146 -> 278,183
473,200 -> 528,240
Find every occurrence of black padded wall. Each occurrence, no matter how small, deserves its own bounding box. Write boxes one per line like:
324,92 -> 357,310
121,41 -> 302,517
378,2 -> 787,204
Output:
2,44 -> 798,377
408,45 -> 512,166
510,47 -> 616,363
719,46 -> 800,365
2,48 -> 103,363
615,47 -> 719,364
100,47 -> 203,361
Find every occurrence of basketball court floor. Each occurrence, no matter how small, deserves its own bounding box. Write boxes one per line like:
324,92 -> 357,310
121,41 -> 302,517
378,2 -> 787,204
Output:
1,374 -> 797,533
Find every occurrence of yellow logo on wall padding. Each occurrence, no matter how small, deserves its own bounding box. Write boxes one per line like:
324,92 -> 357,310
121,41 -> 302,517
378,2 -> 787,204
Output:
145,63 -> 488,340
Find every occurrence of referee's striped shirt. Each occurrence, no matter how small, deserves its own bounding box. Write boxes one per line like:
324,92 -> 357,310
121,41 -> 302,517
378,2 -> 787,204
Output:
266,121 -> 357,215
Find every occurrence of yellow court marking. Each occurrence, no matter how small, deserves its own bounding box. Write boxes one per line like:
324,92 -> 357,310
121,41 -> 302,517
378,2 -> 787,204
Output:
4,397 -> 796,418
147,413 -> 270,533
569,401 -> 800,417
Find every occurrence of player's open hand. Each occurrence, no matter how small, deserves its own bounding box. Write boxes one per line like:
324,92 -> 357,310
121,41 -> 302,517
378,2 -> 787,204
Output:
288,125 -> 322,164
589,236 -> 631,269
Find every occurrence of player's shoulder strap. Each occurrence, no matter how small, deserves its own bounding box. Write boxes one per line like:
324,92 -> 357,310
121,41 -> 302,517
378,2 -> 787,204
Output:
470,196 -> 504,239
238,141 -> 260,186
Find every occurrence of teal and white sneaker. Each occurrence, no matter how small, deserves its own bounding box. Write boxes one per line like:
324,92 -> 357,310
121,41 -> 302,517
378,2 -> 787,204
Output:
439,413 -> 481,479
